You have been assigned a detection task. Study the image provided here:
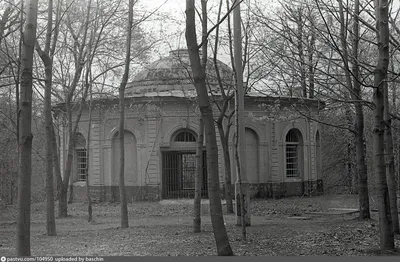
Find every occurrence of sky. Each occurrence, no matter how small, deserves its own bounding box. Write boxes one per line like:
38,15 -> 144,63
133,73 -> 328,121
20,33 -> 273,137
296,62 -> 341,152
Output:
140,0 -> 188,59
138,0 -> 279,65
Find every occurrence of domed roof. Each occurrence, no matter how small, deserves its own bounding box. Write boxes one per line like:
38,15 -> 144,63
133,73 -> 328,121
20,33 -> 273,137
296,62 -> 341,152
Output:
126,49 -> 234,96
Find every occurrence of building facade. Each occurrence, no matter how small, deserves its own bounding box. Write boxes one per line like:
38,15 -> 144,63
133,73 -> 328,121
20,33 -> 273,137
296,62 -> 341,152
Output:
56,49 -> 324,202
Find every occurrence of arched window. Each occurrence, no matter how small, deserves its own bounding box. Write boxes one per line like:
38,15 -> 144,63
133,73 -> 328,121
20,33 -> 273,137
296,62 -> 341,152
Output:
174,129 -> 197,142
285,129 -> 303,178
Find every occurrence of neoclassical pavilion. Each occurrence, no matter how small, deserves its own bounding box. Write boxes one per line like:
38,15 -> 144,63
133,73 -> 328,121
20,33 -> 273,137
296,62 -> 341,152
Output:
56,49 -> 324,202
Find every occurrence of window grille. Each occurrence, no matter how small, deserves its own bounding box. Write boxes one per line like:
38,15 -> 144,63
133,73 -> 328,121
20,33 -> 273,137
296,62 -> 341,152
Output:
286,130 -> 300,178
76,148 -> 87,181
162,151 -> 208,198
182,153 -> 196,189
174,130 -> 196,142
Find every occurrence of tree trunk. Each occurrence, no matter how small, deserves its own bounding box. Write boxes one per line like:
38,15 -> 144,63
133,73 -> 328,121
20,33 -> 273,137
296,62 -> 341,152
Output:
213,0 -> 234,214
352,0 -> 370,220
193,0 -> 207,233
51,123 -> 63,201
307,16 -> 315,99
59,0 -> 92,218
68,184 -> 73,204
59,100 -> 88,217
186,0 -> 233,256
15,1 -> 23,198
217,121 -> 234,214
193,117 -> 204,233
35,0 -> 56,236
118,0 -> 134,228
118,105 -> 128,228
16,0 -> 38,255
354,105 -> 370,219
345,107 -> 356,193
84,22 -> 95,224
338,0 -> 370,219
374,0 -> 394,250
43,55 -> 56,236
86,177 -> 93,222
234,129 -> 246,242
86,97 -> 93,223
296,8 -> 307,98
383,82 -> 399,234
58,185 -> 68,218
233,0 -> 249,237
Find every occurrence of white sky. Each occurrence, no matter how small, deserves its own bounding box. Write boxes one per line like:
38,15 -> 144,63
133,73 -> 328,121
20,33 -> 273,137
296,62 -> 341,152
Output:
138,0 -> 279,65
139,0 -> 188,59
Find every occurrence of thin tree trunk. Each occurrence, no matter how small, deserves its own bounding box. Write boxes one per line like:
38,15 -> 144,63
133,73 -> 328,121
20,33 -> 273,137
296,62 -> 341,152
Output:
59,95 -> 89,217
233,0 -> 247,241
16,0 -> 38,255
354,114 -> 370,219
383,82 -> 399,234
345,107 -> 356,193
58,162 -> 68,217
234,129 -> 246,242
217,120 -> 234,214
118,0 -> 134,228
213,0 -> 234,214
193,117 -> 204,233
193,0 -> 207,233
296,8 -> 307,98
34,0 -> 57,236
45,0 -> 56,235
15,1 -> 23,176
118,91 -> 128,228
86,167 -> 93,222
352,0 -> 370,220
84,47 -> 94,222
339,0 -> 370,219
59,0 -> 92,218
374,0 -> 394,250
307,16 -> 315,99
86,95 -> 93,223
389,54 -> 400,194
42,47 -> 56,236
51,123 -> 63,201
68,184 -> 73,204
186,0 -> 233,256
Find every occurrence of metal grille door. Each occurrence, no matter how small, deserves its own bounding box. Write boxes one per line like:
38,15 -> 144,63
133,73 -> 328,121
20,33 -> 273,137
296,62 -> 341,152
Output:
162,151 -> 208,198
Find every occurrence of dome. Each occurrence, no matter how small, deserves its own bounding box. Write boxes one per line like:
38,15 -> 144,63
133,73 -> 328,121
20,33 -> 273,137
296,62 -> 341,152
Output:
126,49 -> 234,95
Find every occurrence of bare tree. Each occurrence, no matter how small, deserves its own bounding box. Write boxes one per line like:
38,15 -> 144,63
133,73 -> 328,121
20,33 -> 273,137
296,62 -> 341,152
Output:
35,0 -> 62,236
193,117 -> 204,233
373,0 -> 394,250
383,81 -> 399,234
85,87 -> 93,223
16,0 -> 38,256
84,42 -> 95,222
337,0 -> 370,220
57,0 -> 93,217
215,0 -> 235,214
118,0 -> 134,228
186,0 -> 233,256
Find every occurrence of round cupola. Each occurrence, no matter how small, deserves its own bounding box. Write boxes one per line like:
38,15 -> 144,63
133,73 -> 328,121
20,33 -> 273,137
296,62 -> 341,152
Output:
126,49 -> 234,96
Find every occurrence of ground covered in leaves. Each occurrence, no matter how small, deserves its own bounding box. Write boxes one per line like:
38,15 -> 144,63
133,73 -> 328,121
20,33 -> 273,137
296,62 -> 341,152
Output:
1,194 -> 400,256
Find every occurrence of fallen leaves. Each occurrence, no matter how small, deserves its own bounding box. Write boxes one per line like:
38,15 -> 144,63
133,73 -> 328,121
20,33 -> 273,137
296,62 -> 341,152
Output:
0,194 -> 398,256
